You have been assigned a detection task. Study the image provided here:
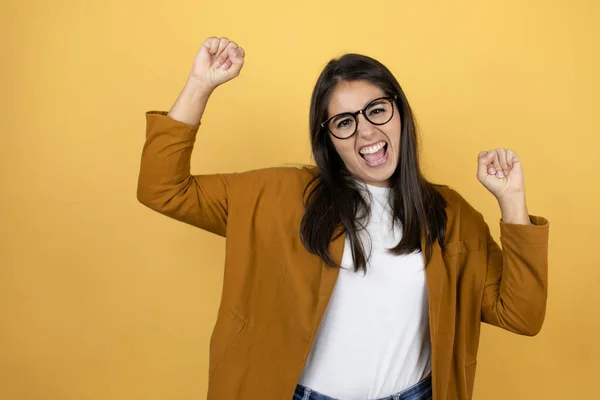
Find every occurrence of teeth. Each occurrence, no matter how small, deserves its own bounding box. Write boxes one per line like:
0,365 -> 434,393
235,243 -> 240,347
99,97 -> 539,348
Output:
359,141 -> 386,155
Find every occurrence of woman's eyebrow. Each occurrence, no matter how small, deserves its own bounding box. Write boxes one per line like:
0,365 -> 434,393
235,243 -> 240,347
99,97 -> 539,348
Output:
330,112 -> 350,121
331,96 -> 386,117
366,97 -> 387,106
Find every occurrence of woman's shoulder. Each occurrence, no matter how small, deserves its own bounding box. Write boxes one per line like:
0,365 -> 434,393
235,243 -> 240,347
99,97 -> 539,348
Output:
429,184 -> 462,207
233,163 -> 316,180
432,184 -> 478,212
223,164 -> 318,193
431,184 -> 488,237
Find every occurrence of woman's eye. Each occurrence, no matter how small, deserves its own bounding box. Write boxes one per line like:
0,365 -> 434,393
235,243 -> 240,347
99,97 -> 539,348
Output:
336,119 -> 352,129
369,108 -> 384,115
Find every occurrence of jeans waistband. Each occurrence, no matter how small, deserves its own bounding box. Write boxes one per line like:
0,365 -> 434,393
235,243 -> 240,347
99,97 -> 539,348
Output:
294,374 -> 432,400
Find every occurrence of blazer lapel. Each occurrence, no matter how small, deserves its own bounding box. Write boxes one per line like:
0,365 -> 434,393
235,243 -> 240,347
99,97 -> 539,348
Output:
422,233 -> 447,400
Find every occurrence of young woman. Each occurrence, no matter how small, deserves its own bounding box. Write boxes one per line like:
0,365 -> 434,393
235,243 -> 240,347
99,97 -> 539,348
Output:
137,37 -> 549,400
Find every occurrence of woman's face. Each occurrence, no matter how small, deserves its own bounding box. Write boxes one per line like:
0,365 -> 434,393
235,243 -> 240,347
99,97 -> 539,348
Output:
326,80 -> 401,187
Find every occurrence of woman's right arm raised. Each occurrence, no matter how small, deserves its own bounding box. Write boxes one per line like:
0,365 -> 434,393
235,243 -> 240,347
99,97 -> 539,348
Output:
137,37 -> 245,236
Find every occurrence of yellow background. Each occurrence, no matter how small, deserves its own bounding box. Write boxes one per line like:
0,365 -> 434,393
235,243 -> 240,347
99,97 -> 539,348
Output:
1,0 -> 598,398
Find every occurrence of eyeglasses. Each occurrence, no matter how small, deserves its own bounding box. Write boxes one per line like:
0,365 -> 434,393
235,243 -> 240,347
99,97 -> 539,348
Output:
321,95 -> 398,140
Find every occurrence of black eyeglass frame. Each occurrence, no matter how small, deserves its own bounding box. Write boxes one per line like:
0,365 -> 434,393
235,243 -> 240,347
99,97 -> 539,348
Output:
320,95 -> 399,140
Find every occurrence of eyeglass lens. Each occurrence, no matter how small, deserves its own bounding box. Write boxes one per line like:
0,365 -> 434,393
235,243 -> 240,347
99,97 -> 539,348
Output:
328,98 -> 394,139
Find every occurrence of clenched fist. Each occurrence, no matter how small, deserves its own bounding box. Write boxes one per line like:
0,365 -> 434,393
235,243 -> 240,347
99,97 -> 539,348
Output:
188,37 -> 245,90
477,148 -> 525,201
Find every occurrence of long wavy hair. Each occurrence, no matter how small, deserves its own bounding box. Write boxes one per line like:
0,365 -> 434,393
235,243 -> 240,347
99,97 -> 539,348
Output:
299,54 -> 448,273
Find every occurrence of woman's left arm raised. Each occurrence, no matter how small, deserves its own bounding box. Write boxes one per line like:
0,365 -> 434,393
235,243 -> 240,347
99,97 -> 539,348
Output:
477,148 -> 550,336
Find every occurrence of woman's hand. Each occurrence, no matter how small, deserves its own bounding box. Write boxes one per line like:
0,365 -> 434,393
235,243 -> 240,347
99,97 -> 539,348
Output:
188,37 -> 245,90
476,148 -> 525,201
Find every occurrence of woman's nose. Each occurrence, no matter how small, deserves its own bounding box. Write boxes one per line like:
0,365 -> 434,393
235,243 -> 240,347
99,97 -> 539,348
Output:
356,113 -> 375,138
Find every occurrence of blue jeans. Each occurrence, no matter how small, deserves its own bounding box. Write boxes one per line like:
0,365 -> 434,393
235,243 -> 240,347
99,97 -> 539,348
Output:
293,375 -> 432,400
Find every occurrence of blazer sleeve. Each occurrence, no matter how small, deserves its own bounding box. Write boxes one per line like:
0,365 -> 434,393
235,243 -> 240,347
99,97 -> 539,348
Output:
480,214 -> 550,336
137,111 -> 232,237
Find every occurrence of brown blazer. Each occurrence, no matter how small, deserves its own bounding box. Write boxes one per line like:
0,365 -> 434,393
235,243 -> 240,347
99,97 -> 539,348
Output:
137,111 -> 550,400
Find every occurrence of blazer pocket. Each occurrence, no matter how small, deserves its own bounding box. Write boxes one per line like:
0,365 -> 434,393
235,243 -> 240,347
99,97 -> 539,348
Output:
443,241 -> 464,259
465,362 -> 478,399
443,239 -> 482,259
209,308 -> 246,377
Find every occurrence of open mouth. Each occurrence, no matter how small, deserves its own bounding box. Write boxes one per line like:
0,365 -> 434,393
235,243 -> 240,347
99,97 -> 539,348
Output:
359,142 -> 389,167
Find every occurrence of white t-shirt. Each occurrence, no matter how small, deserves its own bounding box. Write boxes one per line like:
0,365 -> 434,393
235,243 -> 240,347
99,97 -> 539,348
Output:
297,183 -> 431,399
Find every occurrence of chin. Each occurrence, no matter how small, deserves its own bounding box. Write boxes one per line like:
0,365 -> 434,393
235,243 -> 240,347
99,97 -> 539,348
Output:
349,164 -> 394,186
357,163 -> 397,186
364,173 -> 394,187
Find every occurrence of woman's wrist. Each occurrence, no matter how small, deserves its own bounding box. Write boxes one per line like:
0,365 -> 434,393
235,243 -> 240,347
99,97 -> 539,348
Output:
168,78 -> 215,126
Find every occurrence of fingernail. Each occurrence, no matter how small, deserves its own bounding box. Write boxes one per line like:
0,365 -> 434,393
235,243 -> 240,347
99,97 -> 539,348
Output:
498,171 -> 504,178
213,61 -> 221,68
504,169 -> 508,175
